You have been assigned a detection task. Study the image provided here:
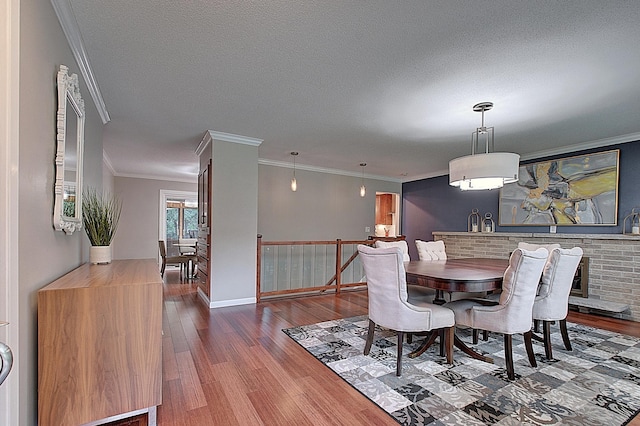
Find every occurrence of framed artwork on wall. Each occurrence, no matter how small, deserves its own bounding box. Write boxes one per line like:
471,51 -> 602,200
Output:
499,149 -> 619,226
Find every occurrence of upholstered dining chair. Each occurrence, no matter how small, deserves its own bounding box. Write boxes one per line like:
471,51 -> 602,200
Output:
374,239 -> 410,261
415,240 -> 447,261
158,240 -> 190,277
177,238 -> 198,277
373,239 -> 435,302
178,238 -> 197,255
358,244 -> 455,376
479,241 -> 564,336
444,248 -> 548,380
517,242 -> 561,253
531,247 -> 583,360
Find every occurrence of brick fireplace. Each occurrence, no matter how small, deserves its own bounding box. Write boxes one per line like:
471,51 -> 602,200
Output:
572,257 -> 589,298
432,232 -> 639,322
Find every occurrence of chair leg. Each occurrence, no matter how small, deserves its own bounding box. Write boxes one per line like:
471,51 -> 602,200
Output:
407,333 -> 412,344
472,329 -> 489,343
543,320 -> 553,359
533,319 -> 541,333
396,331 -> 404,376
523,331 -> 537,368
444,326 -> 454,364
559,319 -> 572,351
160,261 -> 166,277
438,329 -> 445,357
504,334 -> 515,380
364,319 -> 375,355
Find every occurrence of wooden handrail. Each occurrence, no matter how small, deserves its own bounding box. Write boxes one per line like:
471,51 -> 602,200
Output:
259,240 -> 337,246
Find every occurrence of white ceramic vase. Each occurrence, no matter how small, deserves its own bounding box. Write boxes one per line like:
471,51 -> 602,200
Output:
90,245 -> 112,264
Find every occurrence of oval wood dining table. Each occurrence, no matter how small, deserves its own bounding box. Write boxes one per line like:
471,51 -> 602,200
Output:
173,243 -> 198,278
404,257 -> 509,362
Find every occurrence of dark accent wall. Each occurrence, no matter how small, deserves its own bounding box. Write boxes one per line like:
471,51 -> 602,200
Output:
402,140 -> 640,260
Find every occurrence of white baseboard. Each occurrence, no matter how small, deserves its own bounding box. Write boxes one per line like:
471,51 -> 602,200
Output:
208,297 -> 256,309
196,287 -> 210,306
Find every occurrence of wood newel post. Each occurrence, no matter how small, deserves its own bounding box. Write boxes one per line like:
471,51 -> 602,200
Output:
256,234 -> 262,303
336,239 -> 342,294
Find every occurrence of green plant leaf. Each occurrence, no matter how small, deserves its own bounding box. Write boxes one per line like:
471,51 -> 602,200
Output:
82,188 -> 122,246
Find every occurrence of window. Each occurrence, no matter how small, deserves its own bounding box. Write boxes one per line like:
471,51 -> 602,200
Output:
165,199 -> 197,256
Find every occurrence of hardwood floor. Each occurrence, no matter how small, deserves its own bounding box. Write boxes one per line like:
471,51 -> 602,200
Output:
157,268 -> 640,425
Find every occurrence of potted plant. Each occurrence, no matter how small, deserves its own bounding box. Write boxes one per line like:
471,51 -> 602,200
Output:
82,187 -> 122,264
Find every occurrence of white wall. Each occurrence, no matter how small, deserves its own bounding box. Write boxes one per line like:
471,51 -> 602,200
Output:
113,176 -> 196,261
17,0 -> 105,423
209,139 -> 259,305
258,164 -> 402,241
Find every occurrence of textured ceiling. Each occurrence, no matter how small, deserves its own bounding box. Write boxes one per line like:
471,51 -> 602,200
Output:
66,1 -> 640,182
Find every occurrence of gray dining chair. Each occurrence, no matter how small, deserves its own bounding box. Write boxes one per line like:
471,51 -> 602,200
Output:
358,244 -> 455,376
373,239 -> 436,302
374,239 -> 410,261
530,247 -> 583,360
158,240 -> 190,277
178,238 -> 197,255
177,238 -> 198,277
517,242 -> 561,254
415,240 -> 447,261
485,244 -> 583,360
444,248 -> 548,380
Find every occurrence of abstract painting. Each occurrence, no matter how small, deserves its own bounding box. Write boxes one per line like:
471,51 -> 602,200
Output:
499,150 -> 619,226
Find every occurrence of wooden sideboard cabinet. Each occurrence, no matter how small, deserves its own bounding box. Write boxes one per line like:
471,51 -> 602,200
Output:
38,259 -> 163,426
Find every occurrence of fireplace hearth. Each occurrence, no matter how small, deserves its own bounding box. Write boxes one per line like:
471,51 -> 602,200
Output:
571,257 -> 589,298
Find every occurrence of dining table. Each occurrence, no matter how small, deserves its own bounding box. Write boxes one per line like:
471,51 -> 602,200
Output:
404,257 -> 509,362
173,242 -> 198,278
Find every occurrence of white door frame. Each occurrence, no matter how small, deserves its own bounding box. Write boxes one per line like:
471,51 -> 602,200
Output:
0,0 -> 20,422
375,191 -> 402,237
158,189 -> 197,262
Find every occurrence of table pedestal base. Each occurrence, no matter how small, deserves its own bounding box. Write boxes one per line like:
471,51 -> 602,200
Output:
408,330 -> 494,364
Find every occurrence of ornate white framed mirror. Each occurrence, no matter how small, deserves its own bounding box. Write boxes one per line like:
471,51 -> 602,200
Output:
53,65 -> 85,235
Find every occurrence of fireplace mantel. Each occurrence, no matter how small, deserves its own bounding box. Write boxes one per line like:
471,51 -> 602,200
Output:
433,231 -> 640,241
431,231 -> 639,322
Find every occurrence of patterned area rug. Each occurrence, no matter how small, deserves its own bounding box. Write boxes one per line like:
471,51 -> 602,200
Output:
283,315 -> 640,425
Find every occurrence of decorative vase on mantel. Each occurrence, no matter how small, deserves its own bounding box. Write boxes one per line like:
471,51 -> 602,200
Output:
89,245 -> 112,264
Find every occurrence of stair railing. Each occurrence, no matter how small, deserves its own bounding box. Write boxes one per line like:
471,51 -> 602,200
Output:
256,235 -> 406,302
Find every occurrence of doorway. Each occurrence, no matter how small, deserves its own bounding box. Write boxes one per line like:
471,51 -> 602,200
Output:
375,192 -> 401,237
159,190 -> 197,259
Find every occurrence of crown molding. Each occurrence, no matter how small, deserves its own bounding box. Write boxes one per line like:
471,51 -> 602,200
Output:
196,130 -> 263,156
403,168 -> 450,183
403,132 -> 640,183
112,171 -> 198,184
208,130 -> 263,146
195,132 -> 211,156
258,158 -> 403,183
51,0 -> 110,124
517,131 -> 640,162
102,149 -> 116,175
